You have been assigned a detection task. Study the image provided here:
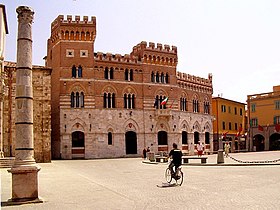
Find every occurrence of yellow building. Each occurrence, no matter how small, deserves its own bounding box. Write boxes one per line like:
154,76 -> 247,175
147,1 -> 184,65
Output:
212,97 -> 246,152
247,85 -> 280,151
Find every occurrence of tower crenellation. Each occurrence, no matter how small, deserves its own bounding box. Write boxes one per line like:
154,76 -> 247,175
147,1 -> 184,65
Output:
50,15 -> 96,45
94,52 -> 140,63
131,41 -> 178,66
176,71 -> 213,87
51,15 -> 96,29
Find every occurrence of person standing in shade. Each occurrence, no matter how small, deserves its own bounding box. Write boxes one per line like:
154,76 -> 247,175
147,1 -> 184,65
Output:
224,141 -> 230,157
197,141 -> 204,157
142,147 -> 147,160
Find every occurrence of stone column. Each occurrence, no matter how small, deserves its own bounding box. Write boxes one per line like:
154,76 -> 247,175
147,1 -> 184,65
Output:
8,6 -> 41,204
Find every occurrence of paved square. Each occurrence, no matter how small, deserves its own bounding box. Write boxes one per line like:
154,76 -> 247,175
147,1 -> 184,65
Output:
1,151 -> 280,209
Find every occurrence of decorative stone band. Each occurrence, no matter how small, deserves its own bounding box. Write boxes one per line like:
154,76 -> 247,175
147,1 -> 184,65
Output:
15,122 -> 33,125
17,37 -> 33,42
15,96 -> 33,100
15,148 -> 34,150
16,66 -> 32,70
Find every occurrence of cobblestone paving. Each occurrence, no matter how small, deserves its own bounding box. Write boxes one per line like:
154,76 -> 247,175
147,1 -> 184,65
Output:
1,151 -> 280,210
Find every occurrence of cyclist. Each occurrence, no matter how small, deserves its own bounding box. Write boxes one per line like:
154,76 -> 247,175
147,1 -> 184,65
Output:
168,143 -> 183,178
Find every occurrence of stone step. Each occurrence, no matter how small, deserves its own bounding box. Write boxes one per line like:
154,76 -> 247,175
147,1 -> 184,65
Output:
0,157 -> 15,168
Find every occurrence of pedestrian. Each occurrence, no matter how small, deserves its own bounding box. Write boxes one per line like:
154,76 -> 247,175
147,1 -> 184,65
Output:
224,141 -> 230,157
197,141 -> 204,157
142,147 -> 147,160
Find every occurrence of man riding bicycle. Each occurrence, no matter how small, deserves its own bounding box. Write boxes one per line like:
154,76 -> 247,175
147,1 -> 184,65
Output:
168,143 -> 183,178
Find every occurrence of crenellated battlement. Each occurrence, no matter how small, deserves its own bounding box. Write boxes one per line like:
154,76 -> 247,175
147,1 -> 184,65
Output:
51,15 -> 96,30
50,15 -> 96,44
131,41 -> 178,66
94,52 -> 140,64
132,41 -> 177,54
176,72 -> 213,86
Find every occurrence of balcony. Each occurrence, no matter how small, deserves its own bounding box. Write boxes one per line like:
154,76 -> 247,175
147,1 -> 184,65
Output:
155,109 -> 171,120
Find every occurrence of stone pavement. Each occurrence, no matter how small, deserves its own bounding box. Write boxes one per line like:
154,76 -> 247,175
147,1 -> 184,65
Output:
1,151 -> 280,210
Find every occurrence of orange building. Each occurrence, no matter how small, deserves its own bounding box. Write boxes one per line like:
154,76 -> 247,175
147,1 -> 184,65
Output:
212,97 -> 246,152
46,15 -> 214,159
247,85 -> 280,151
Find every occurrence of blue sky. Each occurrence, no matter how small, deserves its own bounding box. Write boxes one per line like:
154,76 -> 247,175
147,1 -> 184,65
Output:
2,0 -> 280,103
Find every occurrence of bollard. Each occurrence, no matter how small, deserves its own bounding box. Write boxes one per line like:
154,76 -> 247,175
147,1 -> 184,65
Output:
217,149 -> 224,164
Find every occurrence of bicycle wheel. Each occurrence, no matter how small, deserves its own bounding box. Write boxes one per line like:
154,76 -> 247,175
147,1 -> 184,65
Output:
176,170 -> 183,186
165,168 -> 172,183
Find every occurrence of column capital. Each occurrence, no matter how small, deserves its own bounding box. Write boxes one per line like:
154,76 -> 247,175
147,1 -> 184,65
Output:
16,6 -> 34,24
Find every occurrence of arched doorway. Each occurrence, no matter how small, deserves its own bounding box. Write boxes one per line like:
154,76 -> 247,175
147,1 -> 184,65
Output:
194,132 -> 199,144
125,131 -> 137,154
72,131 -> 85,159
269,133 -> 280,150
158,131 -> 168,145
158,131 -> 168,152
253,134 -> 265,151
205,132 -> 210,144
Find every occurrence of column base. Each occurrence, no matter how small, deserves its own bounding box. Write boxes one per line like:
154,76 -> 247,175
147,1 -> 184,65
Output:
7,165 -> 41,203
2,197 -> 43,207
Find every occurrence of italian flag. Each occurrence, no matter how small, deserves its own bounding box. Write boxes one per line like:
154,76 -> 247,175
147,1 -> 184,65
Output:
160,97 -> 168,106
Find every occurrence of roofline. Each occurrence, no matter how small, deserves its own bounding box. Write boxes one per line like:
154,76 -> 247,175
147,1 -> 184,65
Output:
212,96 -> 246,105
0,4 -> 9,34
247,90 -> 280,97
4,61 -> 52,71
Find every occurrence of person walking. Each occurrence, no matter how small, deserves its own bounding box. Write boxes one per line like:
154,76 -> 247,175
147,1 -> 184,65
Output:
224,141 -> 230,157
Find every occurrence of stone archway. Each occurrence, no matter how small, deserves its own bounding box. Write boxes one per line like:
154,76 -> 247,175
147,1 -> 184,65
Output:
125,131 -> 137,154
194,132 -> 200,144
269,133 -> 280,150
72,131 -> 85,159
205,132 -> 210,144
253,134 -> 265,151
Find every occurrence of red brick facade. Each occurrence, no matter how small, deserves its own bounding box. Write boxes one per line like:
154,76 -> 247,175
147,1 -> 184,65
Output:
47,15 -> 213,159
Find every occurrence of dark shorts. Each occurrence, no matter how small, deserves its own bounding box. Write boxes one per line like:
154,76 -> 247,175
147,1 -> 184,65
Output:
169,162 -> 181,172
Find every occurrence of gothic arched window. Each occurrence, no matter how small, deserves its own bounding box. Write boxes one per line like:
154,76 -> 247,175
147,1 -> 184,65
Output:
165,73 -> 169,83
70,91 -> 84,108
105,67 -> 109,79
80,92 -> 84,108
71,92 -> 75,107
180,97 -> 187,111
125,69 -> 129,81
108,132 -> 113,145
151,72 -> 155,82
78,65 -> 82,78
104,92 -> 116,108
76,92 -> 80,108
124,93 -> 135,109
72,65 -> 77,78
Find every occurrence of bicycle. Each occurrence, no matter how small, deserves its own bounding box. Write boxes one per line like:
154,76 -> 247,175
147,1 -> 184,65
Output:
165,164 -> 183,186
